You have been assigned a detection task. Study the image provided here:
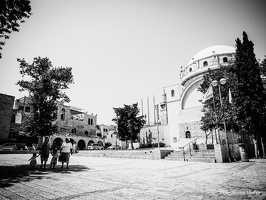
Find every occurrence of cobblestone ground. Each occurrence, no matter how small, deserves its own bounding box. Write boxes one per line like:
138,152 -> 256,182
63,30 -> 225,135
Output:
0,154 -> 265,200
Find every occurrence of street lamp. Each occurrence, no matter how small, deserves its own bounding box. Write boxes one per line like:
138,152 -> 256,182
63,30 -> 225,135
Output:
211,78 -> 231,162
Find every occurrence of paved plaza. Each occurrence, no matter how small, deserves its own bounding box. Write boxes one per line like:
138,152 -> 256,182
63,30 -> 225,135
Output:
0,153 -> 265,200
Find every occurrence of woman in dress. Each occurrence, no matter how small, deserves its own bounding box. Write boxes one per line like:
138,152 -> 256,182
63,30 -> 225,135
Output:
39,136 -> 50,169
59,138 -> 73,169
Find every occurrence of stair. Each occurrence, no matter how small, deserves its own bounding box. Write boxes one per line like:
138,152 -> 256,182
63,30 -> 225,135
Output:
164,149 -> 216,163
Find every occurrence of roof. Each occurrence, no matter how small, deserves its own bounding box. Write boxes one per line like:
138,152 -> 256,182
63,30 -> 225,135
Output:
187,45 -> 236,66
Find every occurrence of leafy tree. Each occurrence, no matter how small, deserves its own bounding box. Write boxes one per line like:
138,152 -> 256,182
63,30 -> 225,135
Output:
16,57 -> 74,138
0,0 -> 32,58
229,32 -> 266,157
199,67 -> 238,144
113,103 -> 146,149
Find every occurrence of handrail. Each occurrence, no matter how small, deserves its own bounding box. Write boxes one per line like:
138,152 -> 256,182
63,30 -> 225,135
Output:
179,138 -> 197,161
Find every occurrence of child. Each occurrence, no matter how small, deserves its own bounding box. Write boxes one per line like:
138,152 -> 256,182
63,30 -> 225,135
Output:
50,148 -> 59,169
29,153 -> 39,169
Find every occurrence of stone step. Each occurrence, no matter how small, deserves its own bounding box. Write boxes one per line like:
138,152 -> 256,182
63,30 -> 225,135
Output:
164,150 -> 216,163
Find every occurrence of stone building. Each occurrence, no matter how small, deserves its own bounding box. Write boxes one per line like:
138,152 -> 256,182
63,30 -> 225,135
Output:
8,96 -> 104,150
0,93 -> 15,143
161,45 -> 236,148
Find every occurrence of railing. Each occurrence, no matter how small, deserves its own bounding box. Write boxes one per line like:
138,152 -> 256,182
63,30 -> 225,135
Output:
179,138 -> 197,161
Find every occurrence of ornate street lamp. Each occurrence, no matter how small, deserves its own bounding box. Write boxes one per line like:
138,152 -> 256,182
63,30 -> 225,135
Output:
211,78 -> 231,162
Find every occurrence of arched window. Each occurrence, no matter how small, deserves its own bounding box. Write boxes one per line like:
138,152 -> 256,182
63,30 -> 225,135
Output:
189,68 -> 192,72
71,128 -> 76,133
91,119 -> 93,125
61,108 -> 65,121
88,118 -> 90,125
171,90 -> 175,97
203,61 -> 208,67
84,131 -> 88,136
185,131 -> 191,138
223,57 -> 228,63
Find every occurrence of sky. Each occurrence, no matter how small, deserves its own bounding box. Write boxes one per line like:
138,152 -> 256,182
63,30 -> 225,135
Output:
0,0 -> 266,125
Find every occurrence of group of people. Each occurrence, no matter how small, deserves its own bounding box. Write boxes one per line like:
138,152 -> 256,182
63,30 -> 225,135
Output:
29,137 -> 74,169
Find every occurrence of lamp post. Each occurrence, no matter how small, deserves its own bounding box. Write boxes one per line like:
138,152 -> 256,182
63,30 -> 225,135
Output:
211,78 -> 231,162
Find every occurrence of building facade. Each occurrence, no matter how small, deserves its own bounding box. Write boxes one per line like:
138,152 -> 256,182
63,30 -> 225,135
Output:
0,93 -> 15,143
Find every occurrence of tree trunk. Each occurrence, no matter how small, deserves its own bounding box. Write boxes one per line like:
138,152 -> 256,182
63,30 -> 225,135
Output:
37,136 -> 43,149
130,137 -> 134,149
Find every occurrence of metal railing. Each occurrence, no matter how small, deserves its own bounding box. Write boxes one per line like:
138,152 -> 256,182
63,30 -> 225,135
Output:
179,138 -> 197,161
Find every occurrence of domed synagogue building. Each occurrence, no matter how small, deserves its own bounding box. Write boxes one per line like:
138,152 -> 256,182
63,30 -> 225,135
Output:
160,45 -> 236,149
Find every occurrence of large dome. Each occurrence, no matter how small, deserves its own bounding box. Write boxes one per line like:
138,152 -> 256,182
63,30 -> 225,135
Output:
187,45 -> 235,66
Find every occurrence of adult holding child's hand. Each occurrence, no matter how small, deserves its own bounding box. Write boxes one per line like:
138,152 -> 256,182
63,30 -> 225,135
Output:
59,138 -> 73,169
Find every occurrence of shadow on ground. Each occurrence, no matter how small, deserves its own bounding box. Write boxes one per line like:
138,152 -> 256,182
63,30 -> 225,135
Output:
0,164 -> 90,188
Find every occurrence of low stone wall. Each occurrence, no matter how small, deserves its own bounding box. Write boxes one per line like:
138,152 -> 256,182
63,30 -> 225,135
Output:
77,149 -> 173,160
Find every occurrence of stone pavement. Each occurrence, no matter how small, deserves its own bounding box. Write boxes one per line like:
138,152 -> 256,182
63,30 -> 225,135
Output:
0,154 -> 265,200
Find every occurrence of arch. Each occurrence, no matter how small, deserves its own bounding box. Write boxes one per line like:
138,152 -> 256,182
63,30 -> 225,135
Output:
84,130 -> 88,136
223,57 -> 228,63
185,131 -> 191,138
97,141 -> 103,146
77,140 -> 86,150
52,137 -> 63,148
88,140 -> 94,146
203,61 -> 208,66
181,77 -> 203,109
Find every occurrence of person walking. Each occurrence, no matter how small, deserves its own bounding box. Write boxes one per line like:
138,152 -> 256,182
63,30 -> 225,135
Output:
39,136 -> 50,169
59,138 -> 73,169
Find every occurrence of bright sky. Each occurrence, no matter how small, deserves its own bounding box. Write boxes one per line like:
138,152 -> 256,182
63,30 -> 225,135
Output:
0,0 -> 265,125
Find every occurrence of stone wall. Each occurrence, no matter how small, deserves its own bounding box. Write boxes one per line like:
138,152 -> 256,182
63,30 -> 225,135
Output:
0,94 -> 15,144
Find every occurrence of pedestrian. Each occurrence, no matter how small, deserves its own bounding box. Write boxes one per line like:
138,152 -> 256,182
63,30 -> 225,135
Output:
72,141 -> 76,154
39,136 -> 51,169
28,152 -> 39,169
59,138 -> 73,169
50,148 -> 59,169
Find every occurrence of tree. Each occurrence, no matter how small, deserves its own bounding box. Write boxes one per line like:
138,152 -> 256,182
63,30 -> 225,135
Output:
229,31 -> 266,157
0,0 -> 32,58
113,103 -> 146,149
199,67 -> 239,144
17,57 -> 74,138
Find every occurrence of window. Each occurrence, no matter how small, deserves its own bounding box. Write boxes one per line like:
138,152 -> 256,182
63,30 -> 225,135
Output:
88,119 -> 90,125
25,106 -> 30,112
171,90 -> 175,97
223,57 -> 228,63
61,108 -> 65,121
189,68 -> 192,72
91,119 -> 93,125
203,61 -> 208,67
85,131 -> 88,136
71,128 -> 76,133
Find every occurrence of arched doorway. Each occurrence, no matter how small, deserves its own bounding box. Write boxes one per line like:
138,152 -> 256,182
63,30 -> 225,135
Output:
77,140 -> 86,150
97,141 -> 103,146
185,131 -> 191,138
53,137 -> 63,148
88,140 -> 94,147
